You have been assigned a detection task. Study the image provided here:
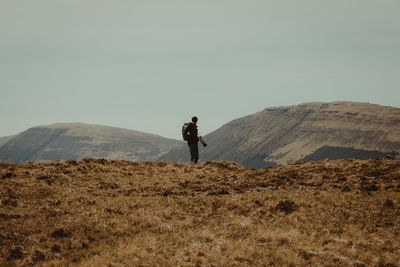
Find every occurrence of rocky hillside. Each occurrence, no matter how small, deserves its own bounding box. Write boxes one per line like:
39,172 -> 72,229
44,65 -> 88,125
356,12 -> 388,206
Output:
162,102 -> 400,168
1,157 -> 399,266
0,123 -> 183,163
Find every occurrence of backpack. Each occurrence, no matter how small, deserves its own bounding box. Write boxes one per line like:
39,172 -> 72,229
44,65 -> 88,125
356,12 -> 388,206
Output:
182,122 -> 190,141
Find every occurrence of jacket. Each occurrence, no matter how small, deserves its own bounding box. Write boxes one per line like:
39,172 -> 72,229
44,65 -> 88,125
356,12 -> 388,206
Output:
186,122 -> 199,144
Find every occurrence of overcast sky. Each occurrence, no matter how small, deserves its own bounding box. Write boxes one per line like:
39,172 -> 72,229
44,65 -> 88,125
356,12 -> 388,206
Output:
1,0 -> 399,139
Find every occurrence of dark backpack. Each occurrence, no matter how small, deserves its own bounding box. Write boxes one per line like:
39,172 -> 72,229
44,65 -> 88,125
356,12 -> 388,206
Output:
182,122 -> 190,141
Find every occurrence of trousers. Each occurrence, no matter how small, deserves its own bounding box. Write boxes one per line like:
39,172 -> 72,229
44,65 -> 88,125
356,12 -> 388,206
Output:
188,142 -> 199,163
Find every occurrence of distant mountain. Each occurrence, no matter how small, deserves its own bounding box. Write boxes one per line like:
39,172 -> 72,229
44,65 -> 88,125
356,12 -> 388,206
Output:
0,123 -> 183,163
0,135 -> 15,148
161,102 -> 400,168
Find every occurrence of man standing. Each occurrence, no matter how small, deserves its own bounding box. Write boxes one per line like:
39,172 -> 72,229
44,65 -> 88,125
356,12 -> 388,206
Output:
183,116 -> 206,163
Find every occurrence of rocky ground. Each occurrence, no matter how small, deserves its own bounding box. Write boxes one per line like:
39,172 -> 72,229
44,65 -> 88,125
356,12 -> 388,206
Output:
1,156 -> 399,266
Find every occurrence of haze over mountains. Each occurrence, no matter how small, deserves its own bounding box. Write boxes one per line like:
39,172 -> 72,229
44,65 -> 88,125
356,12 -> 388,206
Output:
0,123 -> 182,163
162,102 -> 400,168
1,102 -> 399,166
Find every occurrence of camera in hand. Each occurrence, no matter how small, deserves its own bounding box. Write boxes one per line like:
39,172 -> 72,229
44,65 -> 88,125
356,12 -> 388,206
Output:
201,140 -> 207,147
199,136 -> 207,147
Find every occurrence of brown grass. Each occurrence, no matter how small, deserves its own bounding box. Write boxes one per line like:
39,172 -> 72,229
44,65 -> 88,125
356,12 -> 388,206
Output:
1,157 -> 400,266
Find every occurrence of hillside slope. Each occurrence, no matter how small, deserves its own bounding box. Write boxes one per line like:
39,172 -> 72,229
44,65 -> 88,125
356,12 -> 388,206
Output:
162,102 -> 400,167
0,123 -> 183,163
0,135 -> 15,148
1,157 -> 399,266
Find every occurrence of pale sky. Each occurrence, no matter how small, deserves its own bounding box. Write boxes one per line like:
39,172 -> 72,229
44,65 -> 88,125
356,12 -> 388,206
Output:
1,0 -> 399,139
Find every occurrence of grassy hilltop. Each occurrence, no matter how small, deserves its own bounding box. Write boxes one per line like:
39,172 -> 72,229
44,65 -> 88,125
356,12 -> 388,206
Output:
1,157 -> 399,266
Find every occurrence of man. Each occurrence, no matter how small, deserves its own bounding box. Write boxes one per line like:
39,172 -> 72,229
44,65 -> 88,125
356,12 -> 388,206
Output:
184,116 -> 206,164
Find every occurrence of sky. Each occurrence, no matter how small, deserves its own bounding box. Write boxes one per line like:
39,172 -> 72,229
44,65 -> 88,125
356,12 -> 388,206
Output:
1,0 -> 399,140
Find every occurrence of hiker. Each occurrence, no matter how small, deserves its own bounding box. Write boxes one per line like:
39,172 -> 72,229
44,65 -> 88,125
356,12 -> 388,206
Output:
182,116 -> 207,163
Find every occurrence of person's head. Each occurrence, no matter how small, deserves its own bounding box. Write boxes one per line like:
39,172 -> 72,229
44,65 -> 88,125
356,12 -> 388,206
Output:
192,116 -> 198,124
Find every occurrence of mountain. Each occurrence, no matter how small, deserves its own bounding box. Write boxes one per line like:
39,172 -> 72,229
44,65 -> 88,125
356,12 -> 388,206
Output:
0,123 -> 183,163
0,135 -> 15,148
161,102 -> 400,167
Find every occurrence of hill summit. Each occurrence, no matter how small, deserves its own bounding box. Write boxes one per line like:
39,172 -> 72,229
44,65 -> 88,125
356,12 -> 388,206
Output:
162,102 -> 400,167
0,123 -> 183,163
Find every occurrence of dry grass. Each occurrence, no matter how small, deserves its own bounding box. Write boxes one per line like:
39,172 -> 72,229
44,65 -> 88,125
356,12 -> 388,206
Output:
1,156 -> 400,266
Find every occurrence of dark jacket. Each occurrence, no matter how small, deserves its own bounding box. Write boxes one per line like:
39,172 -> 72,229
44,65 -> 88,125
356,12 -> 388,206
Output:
185,122 -> 199,144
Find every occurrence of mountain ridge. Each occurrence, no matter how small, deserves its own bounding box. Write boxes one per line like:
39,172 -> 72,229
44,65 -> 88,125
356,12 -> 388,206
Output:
0,123 -> 183,163
1,101 -> 399,165
161,101 -> 400,167
0,135 -> 15,148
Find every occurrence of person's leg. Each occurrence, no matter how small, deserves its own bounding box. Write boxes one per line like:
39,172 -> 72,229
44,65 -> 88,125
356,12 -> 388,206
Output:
188,143 -> 194,162
192,143 -> 199,163
188,143 -> 199,163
